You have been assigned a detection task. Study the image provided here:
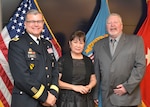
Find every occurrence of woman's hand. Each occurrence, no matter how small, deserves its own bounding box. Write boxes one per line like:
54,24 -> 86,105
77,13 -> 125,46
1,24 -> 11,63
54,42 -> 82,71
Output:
72,85 -> 89,94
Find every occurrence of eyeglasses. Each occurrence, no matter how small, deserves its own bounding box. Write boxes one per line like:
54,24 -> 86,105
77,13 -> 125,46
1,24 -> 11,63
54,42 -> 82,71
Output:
26,20 -> 44,24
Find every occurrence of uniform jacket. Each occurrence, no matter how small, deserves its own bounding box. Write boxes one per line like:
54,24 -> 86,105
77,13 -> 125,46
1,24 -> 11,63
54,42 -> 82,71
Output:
93,34 -> 146,107
8,33 -> 59,107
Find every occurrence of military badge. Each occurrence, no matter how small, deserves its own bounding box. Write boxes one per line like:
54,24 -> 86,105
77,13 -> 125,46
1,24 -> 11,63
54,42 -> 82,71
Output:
29,63 -> 34,70
28,48 -> 36,59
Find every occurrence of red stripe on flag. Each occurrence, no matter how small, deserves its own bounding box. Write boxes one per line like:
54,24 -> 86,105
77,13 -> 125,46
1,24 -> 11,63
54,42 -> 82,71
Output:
0,34 -> 8,61
0,91 -> 9,107
0,64 -> 13,94
51,39 -> 62,57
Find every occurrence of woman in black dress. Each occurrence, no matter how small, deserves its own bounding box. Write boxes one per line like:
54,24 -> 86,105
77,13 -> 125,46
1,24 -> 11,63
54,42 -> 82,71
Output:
57,30 -> 97,107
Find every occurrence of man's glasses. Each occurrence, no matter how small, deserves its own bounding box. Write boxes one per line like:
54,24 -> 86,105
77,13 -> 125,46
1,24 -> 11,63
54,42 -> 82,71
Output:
26,20 -> 44,24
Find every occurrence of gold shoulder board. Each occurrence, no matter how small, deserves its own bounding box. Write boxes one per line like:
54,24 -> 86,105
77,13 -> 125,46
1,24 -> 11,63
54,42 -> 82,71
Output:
11,37 -> 19,41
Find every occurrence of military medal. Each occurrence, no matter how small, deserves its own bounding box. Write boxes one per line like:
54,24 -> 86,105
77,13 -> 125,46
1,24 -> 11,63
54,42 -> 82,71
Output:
28,48 -> 36,60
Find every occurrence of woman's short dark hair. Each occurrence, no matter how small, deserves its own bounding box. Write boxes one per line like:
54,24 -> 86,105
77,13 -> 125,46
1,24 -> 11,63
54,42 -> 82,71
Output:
69,30 -> 86,42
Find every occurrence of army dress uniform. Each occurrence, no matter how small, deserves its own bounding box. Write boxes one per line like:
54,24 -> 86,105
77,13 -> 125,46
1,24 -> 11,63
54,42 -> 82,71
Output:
8,33 -> 59,107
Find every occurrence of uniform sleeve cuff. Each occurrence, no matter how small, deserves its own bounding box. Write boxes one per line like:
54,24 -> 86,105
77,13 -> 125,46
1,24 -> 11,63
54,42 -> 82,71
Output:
50,85 -> 59,93
50,89 -> 58,98
32,85 -> 48,103
50,85 -> 59,98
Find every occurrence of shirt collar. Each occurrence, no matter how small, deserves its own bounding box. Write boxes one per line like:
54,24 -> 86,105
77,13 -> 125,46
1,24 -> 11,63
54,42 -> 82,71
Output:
28,33 -> 41,42
109,35 -> 121,42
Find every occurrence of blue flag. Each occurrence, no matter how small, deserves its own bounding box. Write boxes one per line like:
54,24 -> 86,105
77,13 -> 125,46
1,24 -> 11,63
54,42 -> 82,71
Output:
82,0 -> 110,107
83,0 -> 110,59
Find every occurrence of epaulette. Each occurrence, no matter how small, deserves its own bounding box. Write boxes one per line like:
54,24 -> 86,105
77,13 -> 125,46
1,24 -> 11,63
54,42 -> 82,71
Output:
11,37 -> 19,41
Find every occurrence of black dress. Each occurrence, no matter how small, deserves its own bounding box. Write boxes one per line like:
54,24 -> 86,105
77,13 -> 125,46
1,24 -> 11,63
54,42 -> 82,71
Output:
57,59 -> 95,107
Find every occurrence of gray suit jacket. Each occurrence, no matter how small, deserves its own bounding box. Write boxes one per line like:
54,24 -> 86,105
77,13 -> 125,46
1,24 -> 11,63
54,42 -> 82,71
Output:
93,34 -> 146,106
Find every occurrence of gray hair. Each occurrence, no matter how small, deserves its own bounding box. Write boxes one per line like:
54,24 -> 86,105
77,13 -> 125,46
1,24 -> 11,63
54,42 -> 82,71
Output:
106,13 -> 123,24
25,9 -> 42,21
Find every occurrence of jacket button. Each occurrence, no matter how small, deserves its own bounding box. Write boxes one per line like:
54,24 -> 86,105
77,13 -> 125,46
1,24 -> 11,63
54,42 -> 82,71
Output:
20,91 -> 23,94
47,75 -> 50,78
45,66 -> 48,70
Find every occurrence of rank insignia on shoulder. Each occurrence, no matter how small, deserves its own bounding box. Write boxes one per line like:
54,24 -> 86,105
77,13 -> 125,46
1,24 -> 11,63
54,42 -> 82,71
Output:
11,37 -> 19,41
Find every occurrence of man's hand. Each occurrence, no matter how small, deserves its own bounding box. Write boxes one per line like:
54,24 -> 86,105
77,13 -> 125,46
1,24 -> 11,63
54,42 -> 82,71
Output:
42,91 -> 56,106
94,99 -> 99,106
113,84 -> 127,96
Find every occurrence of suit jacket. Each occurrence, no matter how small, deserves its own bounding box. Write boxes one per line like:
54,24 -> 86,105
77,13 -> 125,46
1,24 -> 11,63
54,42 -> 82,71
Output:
93,34 -> 146,107
8,33 -> 59,107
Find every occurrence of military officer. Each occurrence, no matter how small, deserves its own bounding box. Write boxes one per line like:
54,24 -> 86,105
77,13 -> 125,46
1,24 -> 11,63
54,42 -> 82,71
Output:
8,9 -> 59,107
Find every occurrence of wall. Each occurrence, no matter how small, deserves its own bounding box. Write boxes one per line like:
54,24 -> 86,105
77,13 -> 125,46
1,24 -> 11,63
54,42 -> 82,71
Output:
1,0 -> 147,54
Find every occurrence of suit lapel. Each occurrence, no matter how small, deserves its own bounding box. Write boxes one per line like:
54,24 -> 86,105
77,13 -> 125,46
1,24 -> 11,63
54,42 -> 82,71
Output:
103,37 -> 112,59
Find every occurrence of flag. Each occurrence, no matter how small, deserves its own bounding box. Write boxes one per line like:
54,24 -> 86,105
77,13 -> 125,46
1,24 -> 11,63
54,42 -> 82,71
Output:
137,0 -> 150,107
83,0 -> 110,59
82,0 -> 110,107
0,0 -> 61,106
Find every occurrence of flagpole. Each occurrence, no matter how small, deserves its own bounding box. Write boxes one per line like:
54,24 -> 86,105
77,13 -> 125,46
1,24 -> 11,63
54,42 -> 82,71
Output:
0,0 -> 2,31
